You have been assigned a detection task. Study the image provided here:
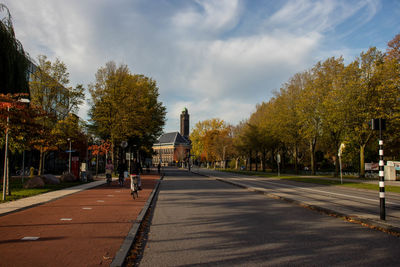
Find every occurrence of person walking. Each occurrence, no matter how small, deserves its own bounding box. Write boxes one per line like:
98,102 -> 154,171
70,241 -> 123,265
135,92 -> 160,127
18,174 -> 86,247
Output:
105,160 -> 114,185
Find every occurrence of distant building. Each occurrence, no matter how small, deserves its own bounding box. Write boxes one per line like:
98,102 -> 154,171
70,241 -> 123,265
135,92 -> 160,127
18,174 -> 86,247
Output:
153,108 -> 192,166
180,107 -> 189,138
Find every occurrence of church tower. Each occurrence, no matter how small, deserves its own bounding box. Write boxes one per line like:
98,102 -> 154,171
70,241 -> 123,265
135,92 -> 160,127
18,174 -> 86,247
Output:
180,108 -> 189,138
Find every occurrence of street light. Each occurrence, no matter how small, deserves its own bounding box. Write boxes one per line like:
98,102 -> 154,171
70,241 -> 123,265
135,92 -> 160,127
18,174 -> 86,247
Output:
2,97 -> 30,200
338,143 -> 345,184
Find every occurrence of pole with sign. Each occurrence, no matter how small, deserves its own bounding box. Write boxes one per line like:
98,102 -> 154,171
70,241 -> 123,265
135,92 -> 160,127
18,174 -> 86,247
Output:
338,143 -> 345,184
372,118 -> 386,220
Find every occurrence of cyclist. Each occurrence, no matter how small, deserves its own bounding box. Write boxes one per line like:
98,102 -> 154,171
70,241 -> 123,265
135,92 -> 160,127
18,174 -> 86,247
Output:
117,160 -> 127,187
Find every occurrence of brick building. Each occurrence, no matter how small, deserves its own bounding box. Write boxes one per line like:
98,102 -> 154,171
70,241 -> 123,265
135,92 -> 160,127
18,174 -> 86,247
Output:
153,108 -> 191,166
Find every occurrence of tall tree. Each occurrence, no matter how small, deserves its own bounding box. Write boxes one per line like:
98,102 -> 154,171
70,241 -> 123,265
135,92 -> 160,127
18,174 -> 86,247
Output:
342,48 -> 385,177
89,61 -> 166,161
190,118 -> 232,167
0,4 -> 29,94
273,73 -> 308,173
318,57 -> 346,176
29,55 -> 85,174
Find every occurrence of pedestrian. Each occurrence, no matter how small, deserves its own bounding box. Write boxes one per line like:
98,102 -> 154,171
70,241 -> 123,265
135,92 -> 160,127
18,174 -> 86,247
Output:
117,160 -> 127,187
105,160 -> 114,185
157,163 -> 161,174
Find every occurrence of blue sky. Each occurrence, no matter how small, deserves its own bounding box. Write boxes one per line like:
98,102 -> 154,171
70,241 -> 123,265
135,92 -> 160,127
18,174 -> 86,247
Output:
3,0 -> 400,133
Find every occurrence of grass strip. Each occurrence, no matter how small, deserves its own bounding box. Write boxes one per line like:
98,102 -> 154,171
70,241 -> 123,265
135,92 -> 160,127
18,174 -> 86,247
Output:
0,179 -> 86,203
280,177 -> 400,193
219,168 -> 400,193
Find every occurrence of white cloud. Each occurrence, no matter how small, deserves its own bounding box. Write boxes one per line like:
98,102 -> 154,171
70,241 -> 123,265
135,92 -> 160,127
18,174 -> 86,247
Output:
172,0 -> 241,37
2,0 -> 389,134
266,0 -> 379,34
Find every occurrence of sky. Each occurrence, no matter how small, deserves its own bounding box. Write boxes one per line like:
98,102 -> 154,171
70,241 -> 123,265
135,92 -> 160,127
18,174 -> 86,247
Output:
2,0 -> 400,133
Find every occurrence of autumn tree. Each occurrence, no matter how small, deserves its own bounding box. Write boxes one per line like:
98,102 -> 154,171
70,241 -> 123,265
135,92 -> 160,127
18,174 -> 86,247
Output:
88,61 -> 166,162
29,55 -> 85,174
190,118 -> 233,167
0,93 -> 44,196
341,48 -> 387,177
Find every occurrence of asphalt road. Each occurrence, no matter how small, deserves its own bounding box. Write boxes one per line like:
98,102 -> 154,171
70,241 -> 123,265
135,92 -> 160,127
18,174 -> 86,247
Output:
195,168 -> 400,223
139,168 -> 400,266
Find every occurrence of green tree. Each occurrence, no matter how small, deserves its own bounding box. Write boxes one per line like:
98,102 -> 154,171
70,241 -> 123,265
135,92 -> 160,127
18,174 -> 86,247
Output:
0,4 -> 29,94
89,61 -> 166,161
317,57 -> 347,176
342,48 -> 385,177
272,73 -> 308,173
29,55 -> 85,174
189,118 -> 232,167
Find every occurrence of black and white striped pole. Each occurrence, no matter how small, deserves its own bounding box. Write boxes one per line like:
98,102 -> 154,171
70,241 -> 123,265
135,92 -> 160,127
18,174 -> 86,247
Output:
372,118 -> 386,220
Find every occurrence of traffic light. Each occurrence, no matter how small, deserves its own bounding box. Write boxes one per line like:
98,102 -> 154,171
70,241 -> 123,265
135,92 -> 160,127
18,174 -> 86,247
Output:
371,118 -> 386,131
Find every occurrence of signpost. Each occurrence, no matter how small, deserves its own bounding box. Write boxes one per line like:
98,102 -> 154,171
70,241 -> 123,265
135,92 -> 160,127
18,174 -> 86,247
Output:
338,143 -> 345,184
372,118 -> 386,220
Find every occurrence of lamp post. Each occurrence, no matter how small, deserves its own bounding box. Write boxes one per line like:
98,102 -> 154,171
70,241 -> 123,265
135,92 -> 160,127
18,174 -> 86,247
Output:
2,98 -> 30,200
338,143 -> 345,184
67,138 -> 72,173
2,105 -> 10,201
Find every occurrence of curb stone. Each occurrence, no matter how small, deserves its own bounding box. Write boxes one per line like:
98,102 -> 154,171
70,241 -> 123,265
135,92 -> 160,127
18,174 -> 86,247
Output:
110,175 -> 164,267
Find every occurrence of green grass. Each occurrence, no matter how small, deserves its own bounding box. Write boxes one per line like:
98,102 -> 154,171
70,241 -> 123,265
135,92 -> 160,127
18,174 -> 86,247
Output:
0,177 -> 87,203
219,168 -> 400,193
281,177 -> 400,193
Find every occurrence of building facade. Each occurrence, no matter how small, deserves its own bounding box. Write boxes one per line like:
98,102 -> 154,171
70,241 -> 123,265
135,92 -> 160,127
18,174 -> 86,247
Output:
152,108 -> 191,166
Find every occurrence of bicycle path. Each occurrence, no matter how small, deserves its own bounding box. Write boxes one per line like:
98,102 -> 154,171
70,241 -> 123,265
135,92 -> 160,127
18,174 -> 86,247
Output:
0,174 -> 159,266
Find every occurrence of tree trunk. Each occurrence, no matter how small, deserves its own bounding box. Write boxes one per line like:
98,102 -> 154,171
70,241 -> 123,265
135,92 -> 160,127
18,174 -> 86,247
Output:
38,147 -> 43,176
248,150 -> 252,171
310,139 -> 316,175
360,144 -> 366,178
42,152 -> 46,174
294,145 -> 299,175
6,154 -> 10,196
96,154 -> 99,178
262,149 -> 266,172
235,158 -> 239,170
255,152 -> 258,172
334,155 -> 339,177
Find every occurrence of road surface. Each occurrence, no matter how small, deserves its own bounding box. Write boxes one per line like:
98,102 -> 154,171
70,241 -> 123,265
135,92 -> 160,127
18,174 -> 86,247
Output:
139,168 -> 400,266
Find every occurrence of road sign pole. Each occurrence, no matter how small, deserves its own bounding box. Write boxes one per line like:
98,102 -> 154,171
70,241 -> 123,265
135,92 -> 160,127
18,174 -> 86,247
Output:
379,119 -> 385,220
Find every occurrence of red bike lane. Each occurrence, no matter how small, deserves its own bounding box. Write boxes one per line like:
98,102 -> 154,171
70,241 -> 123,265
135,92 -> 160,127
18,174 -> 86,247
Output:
0,175 -> 158,267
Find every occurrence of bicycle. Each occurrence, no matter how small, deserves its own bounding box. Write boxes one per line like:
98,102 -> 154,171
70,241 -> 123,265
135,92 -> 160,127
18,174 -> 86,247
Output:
106,173 -> 112,185
130,174 -> 139,199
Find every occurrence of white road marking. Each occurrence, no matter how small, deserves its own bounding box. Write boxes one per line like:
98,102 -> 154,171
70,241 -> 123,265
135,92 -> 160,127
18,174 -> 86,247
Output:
21,237 -> 39,241
60,218 -> 72,221
82,207 -> 92,210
